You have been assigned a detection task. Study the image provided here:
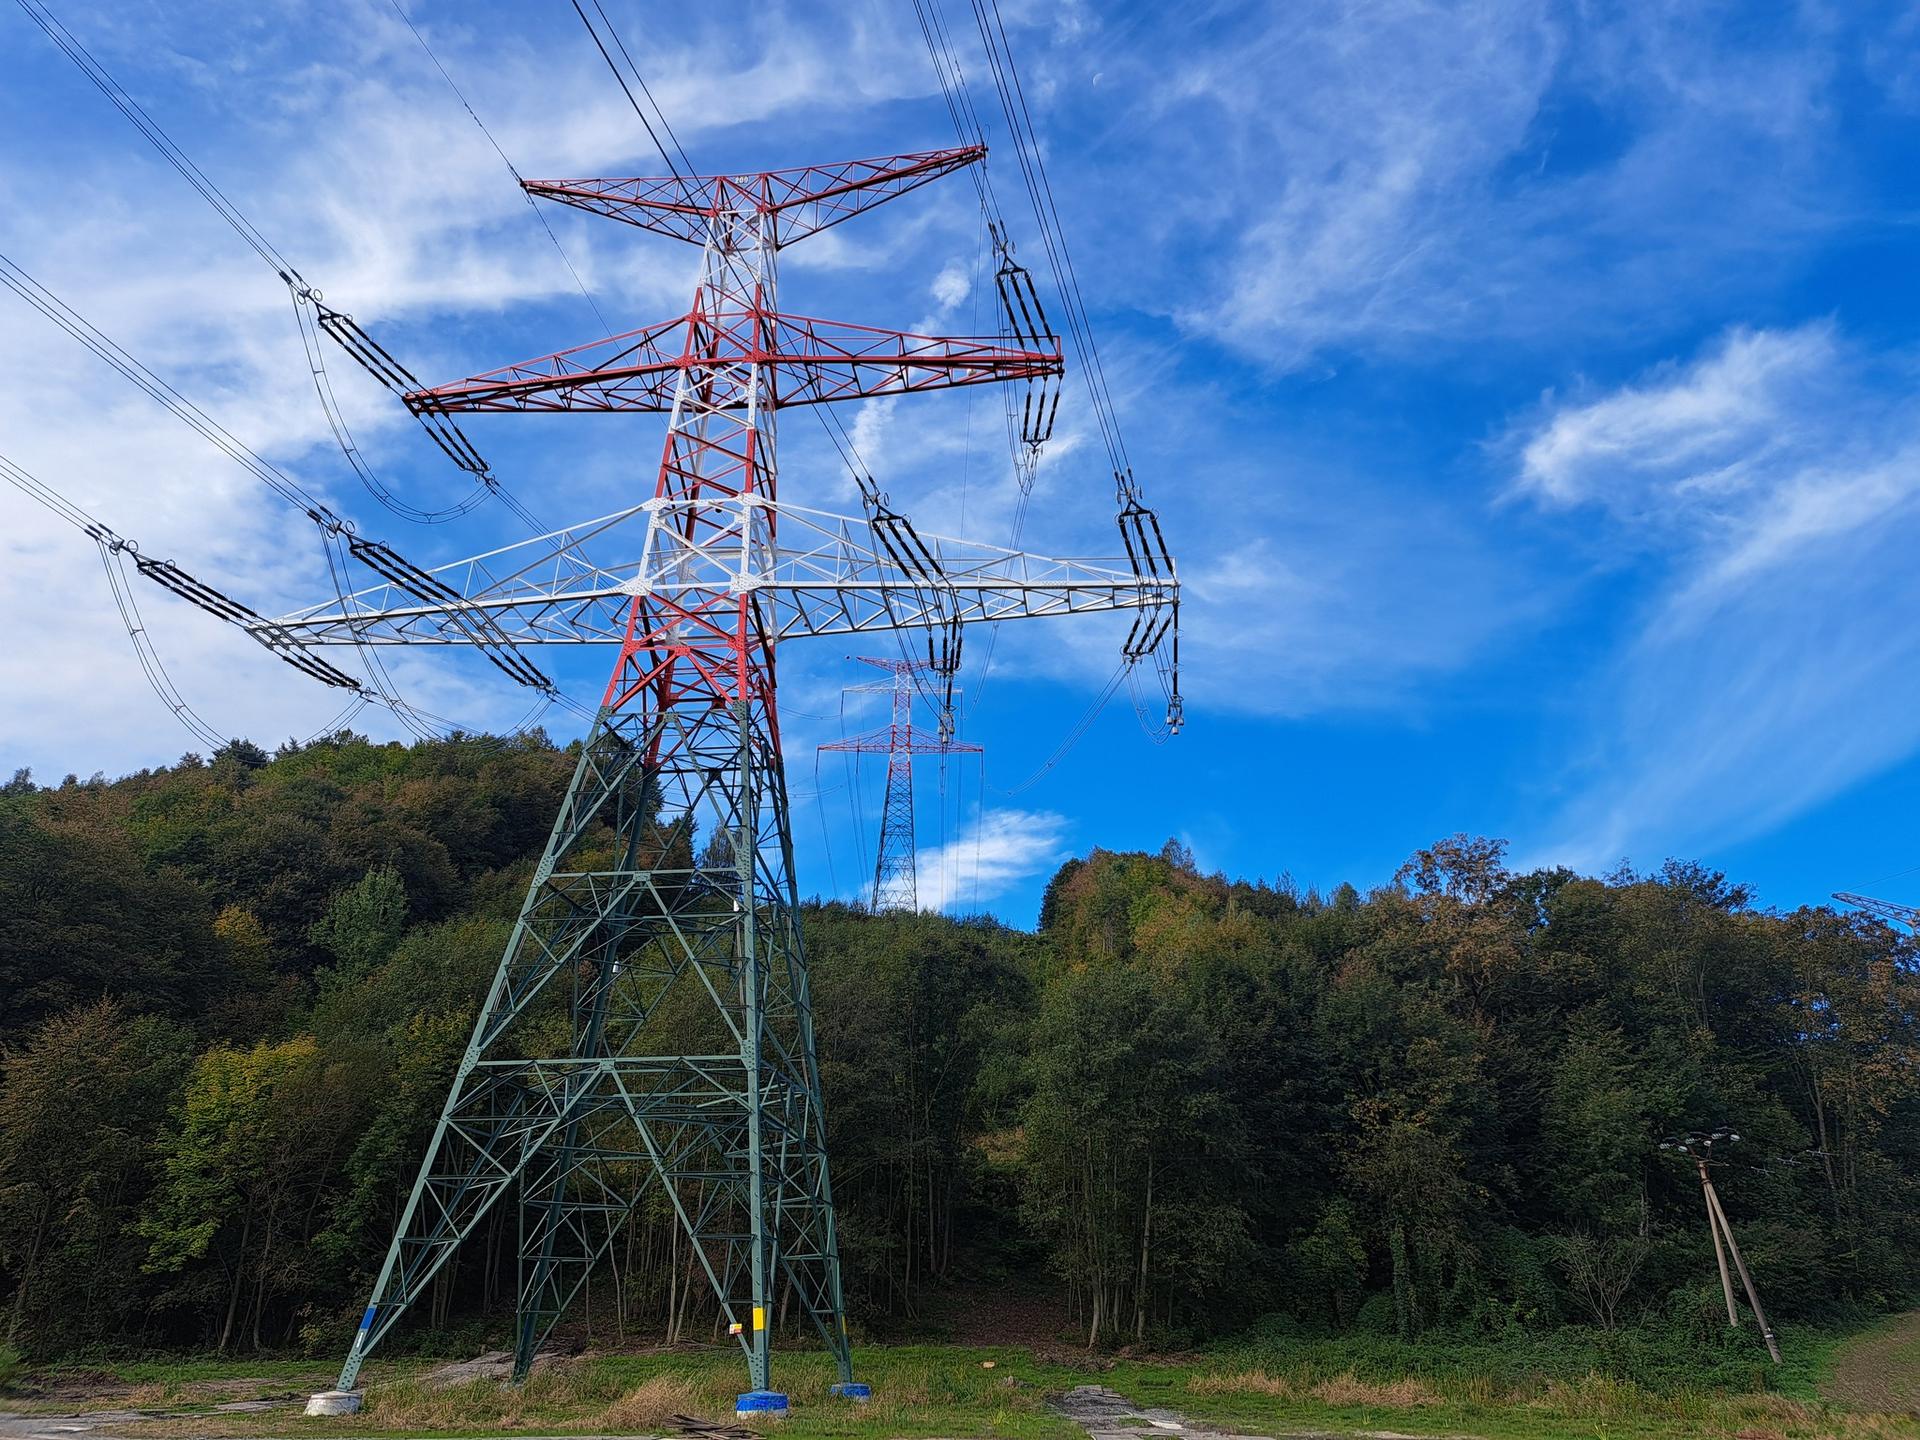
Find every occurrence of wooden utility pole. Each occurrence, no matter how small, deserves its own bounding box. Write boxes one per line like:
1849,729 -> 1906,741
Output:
1700,1159 -> 1739,1326
1662,1130 -> 1781,1363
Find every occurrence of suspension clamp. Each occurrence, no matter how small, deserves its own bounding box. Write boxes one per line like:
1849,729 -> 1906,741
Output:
306,506 -> 350,537
83,522 -> 133,555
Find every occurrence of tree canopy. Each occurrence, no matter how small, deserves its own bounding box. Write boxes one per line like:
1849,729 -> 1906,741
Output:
0,737 -> 1915,1359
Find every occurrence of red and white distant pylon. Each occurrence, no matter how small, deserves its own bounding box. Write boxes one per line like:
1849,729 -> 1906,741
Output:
820,656 -> 982,912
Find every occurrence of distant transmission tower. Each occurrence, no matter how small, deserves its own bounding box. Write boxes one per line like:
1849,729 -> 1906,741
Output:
820,657 -> 981,912
1832,891 -> 1920,931
252,147 -> 1182,1416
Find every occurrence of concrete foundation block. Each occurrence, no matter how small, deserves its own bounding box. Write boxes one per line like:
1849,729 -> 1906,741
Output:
736,1390 -> 790,1420
304,1390 -> 363,1417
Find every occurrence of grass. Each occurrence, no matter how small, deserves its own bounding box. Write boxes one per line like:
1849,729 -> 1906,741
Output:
1151,1363 -> 1920,1440
346,1346 -> 1078,1440
1099,1321 -> 1920,1440
5,1323 -> 1915,1440
5,1355 -> 336,1416
8,1346 -> 1083,1439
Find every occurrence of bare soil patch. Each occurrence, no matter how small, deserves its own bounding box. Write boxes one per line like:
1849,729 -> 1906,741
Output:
1825,1311 -> 1920,1414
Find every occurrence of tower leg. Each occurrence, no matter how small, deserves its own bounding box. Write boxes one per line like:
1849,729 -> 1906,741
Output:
328,713 -> 659,1395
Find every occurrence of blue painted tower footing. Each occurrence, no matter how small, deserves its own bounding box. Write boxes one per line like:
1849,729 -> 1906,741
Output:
736,1391 -> 790,1420
830,1382 -> 872,1402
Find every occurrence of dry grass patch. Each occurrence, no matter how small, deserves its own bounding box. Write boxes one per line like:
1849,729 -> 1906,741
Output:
1529,1373 -> 1653,1421
1306,1372 -> 1439,1408
601,1373 -> 706,1430
1524,1376 -> 1920,1440
1721,1395 -> 1920,1440
1185,1370 -> 1295,1397
1452,1373 -> 1502,1406
362,1378 -> 512,1432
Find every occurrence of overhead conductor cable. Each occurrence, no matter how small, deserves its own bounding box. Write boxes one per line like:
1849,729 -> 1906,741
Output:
15,0 -> 528,530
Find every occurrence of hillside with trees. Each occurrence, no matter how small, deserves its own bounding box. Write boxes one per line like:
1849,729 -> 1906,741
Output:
1,732 -> 1916,1364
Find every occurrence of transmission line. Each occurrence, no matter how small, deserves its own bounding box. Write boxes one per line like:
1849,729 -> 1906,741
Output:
387,0 -> 613,338
910,0 -> 1181,757
16,0 -> 537,529
4,1 -> 598,748
6,0 -> 603,727
569,0 -> 694,179
0,254 -> 334,520
0,449 -> 375,751
12,0 -> 293,273
0,254 -> 572,743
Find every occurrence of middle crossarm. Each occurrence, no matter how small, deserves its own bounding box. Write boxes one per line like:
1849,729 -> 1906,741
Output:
259,500 -> 1175,649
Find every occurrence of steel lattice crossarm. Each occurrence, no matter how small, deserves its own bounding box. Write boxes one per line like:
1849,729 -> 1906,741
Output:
1832,891 -> 1920,931
260,497 -> 1175,650
521,146 -> 986,248
402,310 -> 1058,414
816,724 -> 981,755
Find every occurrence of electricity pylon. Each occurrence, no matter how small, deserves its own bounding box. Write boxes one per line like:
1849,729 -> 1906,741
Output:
820,657 -> 981,912
277,147 -> 1176,1413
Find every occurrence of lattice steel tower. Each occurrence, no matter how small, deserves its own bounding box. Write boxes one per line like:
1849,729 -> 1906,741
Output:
275,146 -> 1177,1411
821,657 -> 981,912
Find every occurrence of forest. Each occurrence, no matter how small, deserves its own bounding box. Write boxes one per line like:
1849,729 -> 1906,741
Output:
0,730 -> 1916,1368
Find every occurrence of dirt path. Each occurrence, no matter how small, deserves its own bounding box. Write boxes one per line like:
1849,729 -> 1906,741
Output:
1050,1384 -> 1348,1440
1053,1384 -> 1263,1440
1825,1311 -> 1920,1414
0,1401 -> 290,1440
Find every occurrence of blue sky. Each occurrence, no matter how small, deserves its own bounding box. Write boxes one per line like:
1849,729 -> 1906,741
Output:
5,1 -> 1920,927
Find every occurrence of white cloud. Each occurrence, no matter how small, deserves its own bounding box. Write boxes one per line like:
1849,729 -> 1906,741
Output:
1508,321 -> 1920,867
917,807 -> 1069,913
929,260 -> 971,313
1174,1 -> 1560,360
1046,1 -> 1854,365
1515,324 -> 1840,513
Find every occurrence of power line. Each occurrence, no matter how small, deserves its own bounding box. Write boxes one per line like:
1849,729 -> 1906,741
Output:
0,448 -> 374,752
386,0 -> 613,338
0,253 -> 335,519
589,0 -> 695,174
2,9 -> 593,724
19,0 -> 541,529
995,658 -> 1128,796
978,0 -> 1130,471
12,0 -> 294,274
569,0 -> 690,180
0,254 -> 559,742
912,1 -> 1182,752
